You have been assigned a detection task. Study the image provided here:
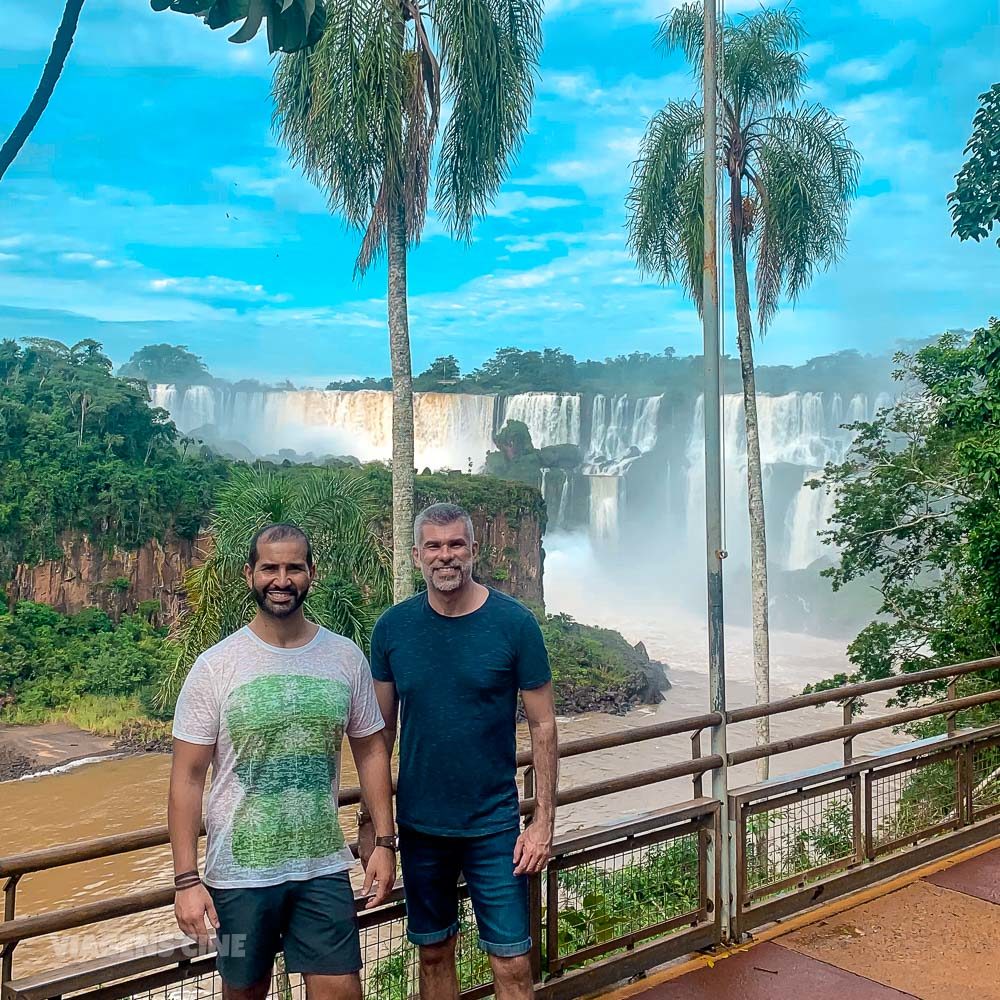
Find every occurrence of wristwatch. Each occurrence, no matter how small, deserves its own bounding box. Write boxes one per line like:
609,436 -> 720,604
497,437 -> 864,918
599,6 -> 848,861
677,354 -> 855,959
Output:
374,835 -> 398,853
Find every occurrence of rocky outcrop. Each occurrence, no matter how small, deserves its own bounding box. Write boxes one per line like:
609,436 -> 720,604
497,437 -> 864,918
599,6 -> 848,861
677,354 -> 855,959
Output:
470,509 -> 544,607
7,533 -> 208,623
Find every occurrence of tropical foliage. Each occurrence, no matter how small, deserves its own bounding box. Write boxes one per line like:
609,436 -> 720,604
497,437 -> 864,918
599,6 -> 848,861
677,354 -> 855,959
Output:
627,4 -> 860,770
812,321 -> 1000,720
119,344 -> 213,386
0,600 -> 176,731
163,465 -> 392,702
0,337 -> 227,577
949,82 -> 1000,247
150,0 -> 326,53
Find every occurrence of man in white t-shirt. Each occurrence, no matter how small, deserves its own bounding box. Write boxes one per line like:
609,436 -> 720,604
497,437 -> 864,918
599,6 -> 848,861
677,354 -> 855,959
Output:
168,523 -> 396,1000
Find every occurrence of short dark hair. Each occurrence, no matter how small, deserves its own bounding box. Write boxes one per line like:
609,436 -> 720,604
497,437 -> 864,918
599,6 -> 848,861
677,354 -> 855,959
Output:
248,523 -> 314,569
413,503 -> 475,546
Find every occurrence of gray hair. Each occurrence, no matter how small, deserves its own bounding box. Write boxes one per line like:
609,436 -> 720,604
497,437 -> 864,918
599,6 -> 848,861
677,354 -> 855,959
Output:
413,503 -> 475,546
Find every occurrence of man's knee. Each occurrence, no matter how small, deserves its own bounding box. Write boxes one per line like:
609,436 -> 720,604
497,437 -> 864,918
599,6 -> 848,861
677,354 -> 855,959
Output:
489,952 -> 532,986
419,935 -> 458,968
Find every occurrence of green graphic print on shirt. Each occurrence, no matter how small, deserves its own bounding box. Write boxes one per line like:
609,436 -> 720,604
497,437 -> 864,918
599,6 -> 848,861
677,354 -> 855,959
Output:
225,674 -> 350,869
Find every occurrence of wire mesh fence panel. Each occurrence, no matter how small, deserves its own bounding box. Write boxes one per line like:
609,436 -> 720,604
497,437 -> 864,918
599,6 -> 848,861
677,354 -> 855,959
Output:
970,739 -> 1000,820
549,828 -> 702,972
742,783 -> 856,898
868,753 -> 960,856
360,892 -> 493,1000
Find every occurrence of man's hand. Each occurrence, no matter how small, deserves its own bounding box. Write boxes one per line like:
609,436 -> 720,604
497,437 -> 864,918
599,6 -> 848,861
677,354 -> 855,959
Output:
362,846 -> 397,909
174,884 -> 219,943
513,818 -> 553,876
358,815 -> 375,868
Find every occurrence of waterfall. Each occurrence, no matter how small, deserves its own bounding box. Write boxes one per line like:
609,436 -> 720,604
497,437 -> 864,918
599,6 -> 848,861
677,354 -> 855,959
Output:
151,385 -> 496,472
152,384 -> 893,563
499,392 -> 581,448
684,391 -> 889,571
588,476 -> 621,542
586,395 -> 662,474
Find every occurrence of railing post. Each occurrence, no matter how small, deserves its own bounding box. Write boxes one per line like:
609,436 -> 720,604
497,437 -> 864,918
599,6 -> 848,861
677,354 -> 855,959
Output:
691,731 -> 704,798
843,700 -> 855,765
2,874 -> 19,985
947,679 -> 958,737
522,766 -> 543,983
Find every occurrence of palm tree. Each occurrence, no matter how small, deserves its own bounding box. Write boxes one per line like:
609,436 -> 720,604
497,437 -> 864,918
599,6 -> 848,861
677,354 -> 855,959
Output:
0,0 -> 86,182
273,0 -> 542,603
161,465 -> 391,703
628,5 -> 860,774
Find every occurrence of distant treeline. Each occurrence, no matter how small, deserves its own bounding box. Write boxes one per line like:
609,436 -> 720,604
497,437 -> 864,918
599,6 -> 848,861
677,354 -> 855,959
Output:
122,341 -> 907,400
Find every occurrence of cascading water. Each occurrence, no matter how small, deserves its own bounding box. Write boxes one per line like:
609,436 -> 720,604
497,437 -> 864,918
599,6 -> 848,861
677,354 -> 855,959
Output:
498,392 -> 581,448
152,385 -> 886,565
684,392 -> 882,571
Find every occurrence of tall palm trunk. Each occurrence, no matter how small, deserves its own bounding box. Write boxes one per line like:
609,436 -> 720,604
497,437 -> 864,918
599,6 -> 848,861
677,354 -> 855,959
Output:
387,201 -> 415,604
0,0 -> 86,181
730,174 -> 771,782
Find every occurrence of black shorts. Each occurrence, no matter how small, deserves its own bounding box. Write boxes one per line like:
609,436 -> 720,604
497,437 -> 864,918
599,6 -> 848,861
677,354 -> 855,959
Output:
208,872 -> 362,988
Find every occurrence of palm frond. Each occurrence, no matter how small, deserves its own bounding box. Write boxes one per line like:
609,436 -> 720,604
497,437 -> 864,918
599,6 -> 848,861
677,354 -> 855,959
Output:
433,0 -> 544,241
160,467 -> 390,702
722,8 -> 805,122
626,100 -> 706,310
272,0 -> 407,268
752,103 -> 860,329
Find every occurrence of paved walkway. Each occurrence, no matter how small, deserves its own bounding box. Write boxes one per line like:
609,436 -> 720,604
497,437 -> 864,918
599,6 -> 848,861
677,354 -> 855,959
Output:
605,842 -> 1000,1000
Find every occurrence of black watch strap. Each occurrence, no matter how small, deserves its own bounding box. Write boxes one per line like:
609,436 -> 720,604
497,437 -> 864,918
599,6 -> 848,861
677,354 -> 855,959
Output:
374,835 -> 397,852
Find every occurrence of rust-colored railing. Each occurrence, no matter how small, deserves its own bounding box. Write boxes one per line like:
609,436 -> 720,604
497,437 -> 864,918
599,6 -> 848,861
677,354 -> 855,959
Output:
2,656 -> 1000,1000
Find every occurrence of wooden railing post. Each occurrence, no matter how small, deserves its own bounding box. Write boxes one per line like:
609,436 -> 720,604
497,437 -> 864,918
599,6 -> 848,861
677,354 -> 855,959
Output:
2,873 -> 19,985
522,767 -> 543,983
843,700 -> 855,765
947,679 -> 958,737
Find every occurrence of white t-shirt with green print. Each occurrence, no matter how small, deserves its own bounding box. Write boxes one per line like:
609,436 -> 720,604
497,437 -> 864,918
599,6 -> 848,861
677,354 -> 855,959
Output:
172,625 -> 384,889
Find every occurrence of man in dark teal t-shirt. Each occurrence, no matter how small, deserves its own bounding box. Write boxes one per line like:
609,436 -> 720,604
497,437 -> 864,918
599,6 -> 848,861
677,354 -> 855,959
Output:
359,502 -> 558,1000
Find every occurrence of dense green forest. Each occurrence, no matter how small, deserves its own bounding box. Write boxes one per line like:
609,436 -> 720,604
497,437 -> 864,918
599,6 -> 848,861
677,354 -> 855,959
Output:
0,338 -> 228,576
812,318 -> 1000,727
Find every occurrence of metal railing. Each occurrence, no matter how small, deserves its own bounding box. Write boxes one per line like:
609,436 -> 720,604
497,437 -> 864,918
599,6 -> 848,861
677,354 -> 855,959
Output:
2,655 -> 1000,1000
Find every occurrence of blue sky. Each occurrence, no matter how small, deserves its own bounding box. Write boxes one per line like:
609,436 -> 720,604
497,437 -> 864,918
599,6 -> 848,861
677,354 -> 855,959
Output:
0,0 -> 997,384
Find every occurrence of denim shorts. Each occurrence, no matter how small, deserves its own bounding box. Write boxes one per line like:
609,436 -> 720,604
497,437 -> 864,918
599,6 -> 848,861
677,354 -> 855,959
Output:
398,825 -> 531,957
208,872 -> 361,987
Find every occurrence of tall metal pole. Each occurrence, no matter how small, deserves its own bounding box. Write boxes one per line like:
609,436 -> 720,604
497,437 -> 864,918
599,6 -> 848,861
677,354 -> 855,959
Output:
702,0 -> 731,942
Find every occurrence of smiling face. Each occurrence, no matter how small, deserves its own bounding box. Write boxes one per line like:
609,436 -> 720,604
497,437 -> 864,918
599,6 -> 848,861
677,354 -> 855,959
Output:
413,519 -> 478,594
244,537 -> 315,619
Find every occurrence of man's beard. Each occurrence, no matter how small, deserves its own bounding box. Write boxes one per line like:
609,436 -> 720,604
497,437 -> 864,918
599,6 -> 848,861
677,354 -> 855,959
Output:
426,561 -> 472,593
253,583 -> 308,618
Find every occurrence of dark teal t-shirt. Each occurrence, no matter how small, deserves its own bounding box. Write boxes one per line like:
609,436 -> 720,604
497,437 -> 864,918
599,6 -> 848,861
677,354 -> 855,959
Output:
369,588 -> 551,837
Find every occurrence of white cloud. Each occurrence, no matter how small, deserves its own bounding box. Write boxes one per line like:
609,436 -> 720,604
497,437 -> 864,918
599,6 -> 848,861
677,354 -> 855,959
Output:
827,43 -> 916,85
486,191 -> 581,219
60,252 -> 115,268
149,275 -> 290,303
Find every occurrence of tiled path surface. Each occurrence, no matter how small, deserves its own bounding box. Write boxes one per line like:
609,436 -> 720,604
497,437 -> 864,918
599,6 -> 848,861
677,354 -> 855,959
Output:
609,844 -> 1000,1000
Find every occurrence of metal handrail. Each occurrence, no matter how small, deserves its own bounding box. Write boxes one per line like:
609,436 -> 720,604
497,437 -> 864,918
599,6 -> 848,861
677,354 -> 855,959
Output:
728,686 -> 1000,766
727,654 -> 1000,724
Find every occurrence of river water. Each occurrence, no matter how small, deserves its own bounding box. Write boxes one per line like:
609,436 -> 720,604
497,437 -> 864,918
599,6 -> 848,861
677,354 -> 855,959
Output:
1,537 -> 900,977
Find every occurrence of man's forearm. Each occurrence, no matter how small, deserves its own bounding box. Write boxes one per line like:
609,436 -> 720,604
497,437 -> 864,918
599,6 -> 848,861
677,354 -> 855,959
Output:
168,772 -> 205,875
355,739 -> 395,838
529,718 -> 559,827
